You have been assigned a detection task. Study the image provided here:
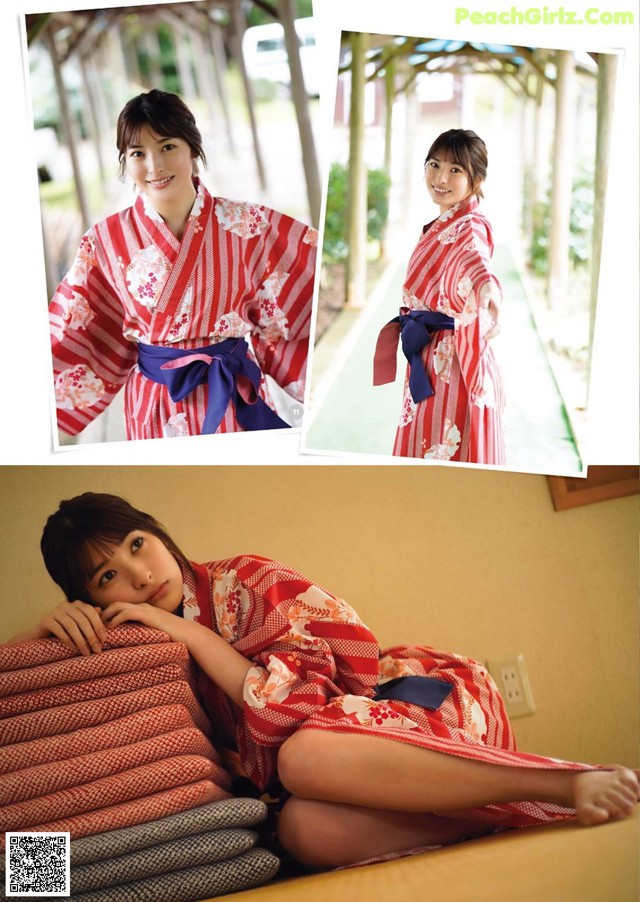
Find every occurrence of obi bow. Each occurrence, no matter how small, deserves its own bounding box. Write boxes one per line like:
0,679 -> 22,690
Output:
373,309 -> 455,403
137,338 -> 289,434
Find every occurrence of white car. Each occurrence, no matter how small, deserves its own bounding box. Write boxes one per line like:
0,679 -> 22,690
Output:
242,18 -> 319,98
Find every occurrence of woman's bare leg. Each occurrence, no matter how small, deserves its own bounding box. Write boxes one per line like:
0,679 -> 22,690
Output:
277,730 -> 640,825
277,797 -> 494,870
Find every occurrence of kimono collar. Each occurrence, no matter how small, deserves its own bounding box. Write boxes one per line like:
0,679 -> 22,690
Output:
424,193 -> 480,235
179,558 -> 213,626
136,177 -> 208,224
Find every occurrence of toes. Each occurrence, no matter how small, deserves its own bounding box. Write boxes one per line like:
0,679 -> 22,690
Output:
577,804 -> 610,827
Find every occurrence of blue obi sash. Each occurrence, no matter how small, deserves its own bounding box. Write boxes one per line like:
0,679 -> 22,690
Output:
373,309 -> 455,403
137,338 -> 290,434
374,675 -> 453,710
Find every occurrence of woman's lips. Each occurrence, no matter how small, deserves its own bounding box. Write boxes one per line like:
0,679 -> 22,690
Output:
147,581 -> 169,603
146,176 -> 174,189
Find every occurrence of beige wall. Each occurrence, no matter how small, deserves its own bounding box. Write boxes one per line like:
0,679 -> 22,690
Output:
1,465 -> 637,768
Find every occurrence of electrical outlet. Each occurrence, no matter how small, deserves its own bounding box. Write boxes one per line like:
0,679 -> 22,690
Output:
486,654 -> 535,718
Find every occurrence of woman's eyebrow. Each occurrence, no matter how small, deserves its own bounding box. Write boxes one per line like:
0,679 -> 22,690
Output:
431,156 -> 464,166
128,136 -> 172,148
88,557 -> 109,580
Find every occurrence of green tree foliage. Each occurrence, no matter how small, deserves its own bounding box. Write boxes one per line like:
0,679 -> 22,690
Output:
247,0 -> 314,27
323,162 -> 390,263
531,164 -> 594,276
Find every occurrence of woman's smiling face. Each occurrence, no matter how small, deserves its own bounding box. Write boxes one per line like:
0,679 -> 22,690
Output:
125,125 -> 195,211
424,156 -> 473,212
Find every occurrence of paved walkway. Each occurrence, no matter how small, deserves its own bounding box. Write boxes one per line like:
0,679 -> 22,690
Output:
302,246 -> 583,475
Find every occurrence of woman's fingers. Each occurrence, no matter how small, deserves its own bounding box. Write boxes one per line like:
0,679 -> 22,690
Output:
478,284 -> 501,341
41,601 -> 106,655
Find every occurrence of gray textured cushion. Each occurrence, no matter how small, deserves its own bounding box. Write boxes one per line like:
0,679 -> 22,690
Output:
71,798 -> 268,865
71,828 -> 259,894
69,848 -> 280,901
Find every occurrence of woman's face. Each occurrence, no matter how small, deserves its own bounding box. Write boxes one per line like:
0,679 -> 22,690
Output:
86,531 -> 184,612
125,124 -> 195,212
424,155 -> 474,212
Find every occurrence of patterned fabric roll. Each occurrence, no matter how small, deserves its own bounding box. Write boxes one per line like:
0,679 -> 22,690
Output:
0,641 -> 191,698
0,704 -> 195,775
0,755 -> 231,832
71,798 -> 268,865
1,780 -> 228,853
0,662 -> 191,719
0,630 -> 242,870
71,829 -> 258,893
2,727 -> 221,805
1,680 -> 211,745
0,626 -> 171,672
66,848 -> 280,902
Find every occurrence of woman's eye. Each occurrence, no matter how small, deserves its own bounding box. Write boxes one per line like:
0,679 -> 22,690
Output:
99,570 -> 116,587
129,150 -> 142,158
132,536 -> 144,551
162,143 -> 176,151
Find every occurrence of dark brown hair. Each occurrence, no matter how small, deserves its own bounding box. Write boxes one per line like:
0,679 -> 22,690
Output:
116,89 -> 207,178
41,493 -> 191,603
424,129 -> 488,199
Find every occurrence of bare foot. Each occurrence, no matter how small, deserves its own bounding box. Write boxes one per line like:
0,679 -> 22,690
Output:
572,768 -> 640,826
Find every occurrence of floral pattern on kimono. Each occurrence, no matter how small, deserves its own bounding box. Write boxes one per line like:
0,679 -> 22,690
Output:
54,365 -> 107,410
209,312 -> 250,343
125,245 -> 172,310
423,418 -> 461,460
59,293 -> 94,332
184,554 -> 593,830
49,180 -> 316,440
214,200 -> 270,239
391,196 -> 505,465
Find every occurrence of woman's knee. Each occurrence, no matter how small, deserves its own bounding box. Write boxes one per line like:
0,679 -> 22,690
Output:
277,797 -> 352,870
277,730 -> 328,797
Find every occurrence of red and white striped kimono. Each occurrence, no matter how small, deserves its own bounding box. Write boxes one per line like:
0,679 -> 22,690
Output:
183,554 -> 591,830
49,180 -> 317,439
392,196 -> 505,463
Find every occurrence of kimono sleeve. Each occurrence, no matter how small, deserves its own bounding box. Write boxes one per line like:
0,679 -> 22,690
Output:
49,230 -> 138,435
247,212 -> 317,403
205,555 -> 379,790
446,217 -> 501,404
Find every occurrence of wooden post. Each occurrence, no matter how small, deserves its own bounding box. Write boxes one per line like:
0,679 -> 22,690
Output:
79,53 -> 107,194
173,21 -> 199,103
383,52 -> 394,176
206,11 -> 236,153
45,24 -> 91,231
142,27 -> 164,89
589,53 -> 617,352
527,72 -> 545,250
279,0 -> 321,227
548,50 -> 575,308
345,32 -> 367,309
230,0 -> 267,191
190,21 -> 219,127
402,71 -> 417,226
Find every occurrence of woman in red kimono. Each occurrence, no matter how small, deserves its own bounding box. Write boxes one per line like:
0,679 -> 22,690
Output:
374,129 -> 505,464
9,494 -> 639,870
49,91 -> 316,440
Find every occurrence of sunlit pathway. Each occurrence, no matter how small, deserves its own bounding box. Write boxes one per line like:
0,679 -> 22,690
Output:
303,246 -> 582,474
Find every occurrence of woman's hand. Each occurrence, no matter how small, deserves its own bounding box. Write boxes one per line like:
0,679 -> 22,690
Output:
40,600 -> 107,656
478,281 -> 501,340
100,602 -> 185,641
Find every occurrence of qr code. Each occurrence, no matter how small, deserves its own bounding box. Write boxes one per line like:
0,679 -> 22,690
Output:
5,833 -> 70,897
